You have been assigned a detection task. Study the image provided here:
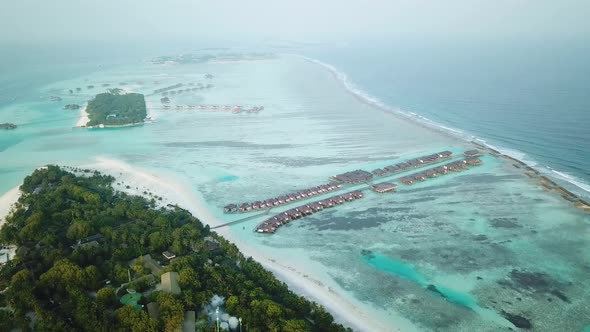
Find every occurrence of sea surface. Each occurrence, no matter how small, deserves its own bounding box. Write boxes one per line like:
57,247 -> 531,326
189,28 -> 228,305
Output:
303,41 -> 590,198
1,43 -> 589,331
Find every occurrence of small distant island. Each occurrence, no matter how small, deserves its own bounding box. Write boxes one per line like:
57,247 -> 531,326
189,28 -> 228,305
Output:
85,89 -> 147,127
0,123 -> 17,130
63,104 -> 81,110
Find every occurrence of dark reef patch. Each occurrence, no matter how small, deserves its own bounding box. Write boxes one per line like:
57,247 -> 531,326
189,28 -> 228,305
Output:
473,234 -> 488,241
302,207 -> 422,231
490,217 -> 522,229
501,269 -> 571,303
510,270 -> 550,289
501,310 -> 532,329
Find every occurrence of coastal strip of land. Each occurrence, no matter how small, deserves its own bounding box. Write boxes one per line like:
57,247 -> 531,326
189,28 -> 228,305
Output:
71,156 -> 411,332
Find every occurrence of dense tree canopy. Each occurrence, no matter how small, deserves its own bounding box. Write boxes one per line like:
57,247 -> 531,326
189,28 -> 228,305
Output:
0,166 -> 351,332
85,91 -> 147,126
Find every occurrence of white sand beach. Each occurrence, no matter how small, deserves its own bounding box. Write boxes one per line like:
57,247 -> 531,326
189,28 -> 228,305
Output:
0,186 -> 21,228
81,156 -> 406,332
75,103 -> 89,127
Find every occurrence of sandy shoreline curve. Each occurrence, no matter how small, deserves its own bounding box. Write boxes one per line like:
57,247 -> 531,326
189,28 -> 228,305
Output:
78,156 -> 408,332
0,186 -> 21,229
75,103 -> 89,127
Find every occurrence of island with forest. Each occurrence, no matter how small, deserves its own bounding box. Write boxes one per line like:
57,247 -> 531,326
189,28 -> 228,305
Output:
0,123 -> 17,130
0,166 -> 351,332
84,89 -> 147,127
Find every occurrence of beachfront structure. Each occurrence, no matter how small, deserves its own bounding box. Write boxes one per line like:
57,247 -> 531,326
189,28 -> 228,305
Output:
464,149 -> 481,157
333,169 -> 373,183
162,251 -> 176,261
160,272 -> 181,295
372,182 -> 398,193
71,233 -> 103,250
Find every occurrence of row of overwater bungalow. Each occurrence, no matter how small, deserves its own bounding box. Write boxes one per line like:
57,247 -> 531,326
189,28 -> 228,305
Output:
399,157 -> 482,185
255,191 -> 365,233
160,84 -> 213,96
224,182 -> 342,213
161,104 -> 263,113
333,150 -> 453,184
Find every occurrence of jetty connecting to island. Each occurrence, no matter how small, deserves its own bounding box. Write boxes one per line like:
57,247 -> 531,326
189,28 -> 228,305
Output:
218,150 -> 484,234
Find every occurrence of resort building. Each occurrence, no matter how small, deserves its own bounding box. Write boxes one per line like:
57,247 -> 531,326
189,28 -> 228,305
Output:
333,169 -> 374,183
71,233 -> 103,250
160,272 -> 181,295
371,182 -> 398,193
162,251 -> 176,261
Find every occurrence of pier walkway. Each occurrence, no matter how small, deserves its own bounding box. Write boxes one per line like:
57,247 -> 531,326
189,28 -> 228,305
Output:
210,209 -> 272,229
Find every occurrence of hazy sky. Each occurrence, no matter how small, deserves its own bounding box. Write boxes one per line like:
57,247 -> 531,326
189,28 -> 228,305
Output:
1,0 -> 588,45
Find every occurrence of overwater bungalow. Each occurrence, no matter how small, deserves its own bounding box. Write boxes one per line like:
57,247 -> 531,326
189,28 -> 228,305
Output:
384,165 -> 399,173
372,169 -> 388,176
413,173 -> 427,181
399,177 -> 415,185
238,203 -> 249,212
397,162 -> 410,169
425,170 -> 437,178
352,191 -> 364,198
223,204 -> 237,213
438,151 -> 453,158
465,157 -> 482,166
434,167 -> 448,174
464,149 -> 481,157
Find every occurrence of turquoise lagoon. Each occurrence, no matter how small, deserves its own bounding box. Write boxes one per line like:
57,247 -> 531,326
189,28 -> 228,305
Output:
1,54 -> 589,331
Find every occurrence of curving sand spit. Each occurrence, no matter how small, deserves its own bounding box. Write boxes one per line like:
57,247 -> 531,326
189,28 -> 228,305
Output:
75,103 -> 89,127
80,157 -> 407,332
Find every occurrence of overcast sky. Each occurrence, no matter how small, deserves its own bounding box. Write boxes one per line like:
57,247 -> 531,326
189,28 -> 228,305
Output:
1,0 -> 588,45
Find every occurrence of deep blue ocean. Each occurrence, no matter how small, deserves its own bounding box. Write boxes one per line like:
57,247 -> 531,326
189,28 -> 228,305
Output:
305,40 -> 590,195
